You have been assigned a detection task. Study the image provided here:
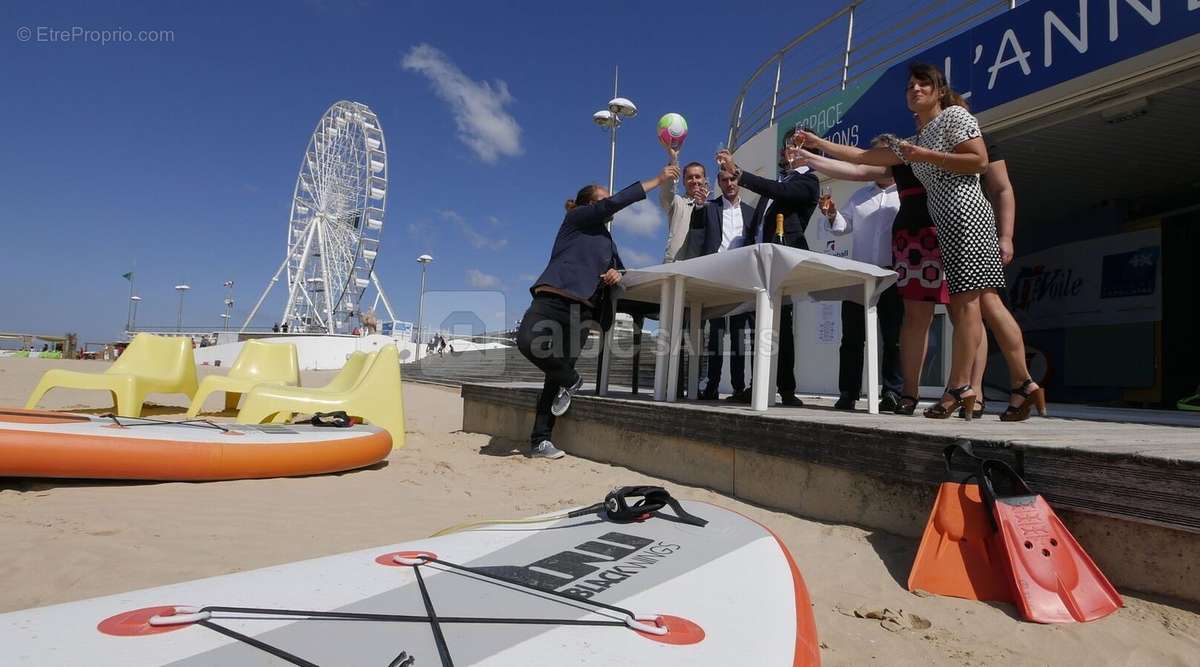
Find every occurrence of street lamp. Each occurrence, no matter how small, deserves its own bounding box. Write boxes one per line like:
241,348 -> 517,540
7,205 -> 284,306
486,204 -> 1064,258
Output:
415,254 -> 433,347
593,65 -> 637,227
174,284 -> 190,332
130,295 -> 142,331
222,280 -> 235,331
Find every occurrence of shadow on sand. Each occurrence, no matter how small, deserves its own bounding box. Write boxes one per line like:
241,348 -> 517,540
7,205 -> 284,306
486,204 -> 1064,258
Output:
478,436 -> 530,458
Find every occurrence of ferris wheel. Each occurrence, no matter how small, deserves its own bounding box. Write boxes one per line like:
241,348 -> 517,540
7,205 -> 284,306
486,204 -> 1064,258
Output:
243,101 -> 396,334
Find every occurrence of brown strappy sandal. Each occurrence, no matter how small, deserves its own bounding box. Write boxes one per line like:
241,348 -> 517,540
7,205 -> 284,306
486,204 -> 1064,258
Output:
1000,379 -> 1046,422
924,385 -> 976,421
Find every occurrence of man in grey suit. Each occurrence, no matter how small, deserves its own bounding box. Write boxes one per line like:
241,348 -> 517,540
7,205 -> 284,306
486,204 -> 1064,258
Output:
660,148 -> 708,263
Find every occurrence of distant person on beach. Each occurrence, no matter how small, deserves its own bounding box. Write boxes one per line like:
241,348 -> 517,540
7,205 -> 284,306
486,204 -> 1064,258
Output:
281,322 -> 289,333
272,323 -> 280,333
518,162 -> 679,460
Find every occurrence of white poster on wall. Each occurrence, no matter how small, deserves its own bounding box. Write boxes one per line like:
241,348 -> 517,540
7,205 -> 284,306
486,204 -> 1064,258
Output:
816,302 -> 840,345
1004,228 -> 1161,332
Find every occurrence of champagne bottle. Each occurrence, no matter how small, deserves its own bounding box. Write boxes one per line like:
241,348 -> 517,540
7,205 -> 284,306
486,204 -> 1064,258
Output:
775,213 -> 785,244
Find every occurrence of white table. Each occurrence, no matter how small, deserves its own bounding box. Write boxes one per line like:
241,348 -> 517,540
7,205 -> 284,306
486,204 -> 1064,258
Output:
612,244 -> 897,414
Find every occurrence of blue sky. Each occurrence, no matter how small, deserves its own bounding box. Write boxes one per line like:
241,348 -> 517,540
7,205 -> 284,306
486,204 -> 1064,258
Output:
0,0 -> 884,344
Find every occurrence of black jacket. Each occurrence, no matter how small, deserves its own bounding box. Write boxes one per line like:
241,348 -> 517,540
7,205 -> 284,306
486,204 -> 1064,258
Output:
531,182 -> 640,304
739,168 -> 819,250
690,196 -> 757,256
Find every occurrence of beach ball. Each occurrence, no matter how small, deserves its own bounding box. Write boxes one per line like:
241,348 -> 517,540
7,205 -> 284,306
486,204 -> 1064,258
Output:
657,113 -> 688,150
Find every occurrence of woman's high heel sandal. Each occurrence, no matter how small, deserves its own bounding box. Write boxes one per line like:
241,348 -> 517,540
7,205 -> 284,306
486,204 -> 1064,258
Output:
959,398 -> 984,419
924,385 -> 976,420
1000,379 -> 1047,422
894,395 -> 919,416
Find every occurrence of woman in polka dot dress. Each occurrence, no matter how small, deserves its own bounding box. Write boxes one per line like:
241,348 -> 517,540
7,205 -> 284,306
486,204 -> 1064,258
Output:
798,63 -> 1045,422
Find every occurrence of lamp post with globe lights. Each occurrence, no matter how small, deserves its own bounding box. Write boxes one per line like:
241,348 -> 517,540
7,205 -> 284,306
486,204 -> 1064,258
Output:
415,254 -> 433,348
129,295 -> 142,331
222,280 -> 235,331
593,66 -> 637,230
174,284 -> 191,332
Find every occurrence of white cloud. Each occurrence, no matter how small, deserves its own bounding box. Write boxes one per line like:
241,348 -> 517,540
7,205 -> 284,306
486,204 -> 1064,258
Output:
401,44 -> 523,163
620,248 -> 658,268
466,269 -> 501,289
612,199 -> 662,237
440,209 -> 508,251
407,219 -> 434,241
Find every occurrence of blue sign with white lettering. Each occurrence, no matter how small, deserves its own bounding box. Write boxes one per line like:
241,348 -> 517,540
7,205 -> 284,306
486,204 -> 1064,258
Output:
780,0 -> 1200,146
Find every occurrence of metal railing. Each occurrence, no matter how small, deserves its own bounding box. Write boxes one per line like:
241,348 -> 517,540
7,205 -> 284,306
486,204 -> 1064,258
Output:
727,0 -> 1019,150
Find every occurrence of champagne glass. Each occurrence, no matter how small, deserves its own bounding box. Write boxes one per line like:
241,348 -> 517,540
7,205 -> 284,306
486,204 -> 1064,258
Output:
819,185 -> 833,213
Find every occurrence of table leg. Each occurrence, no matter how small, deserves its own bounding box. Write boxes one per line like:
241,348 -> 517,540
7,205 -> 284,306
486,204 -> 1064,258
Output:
631,315 -> 644,394
751,289 -> 774,412
653,281 -> 672,401
666,276 -> 687,404
864,277 -> 880,415
687,301 -> 702,401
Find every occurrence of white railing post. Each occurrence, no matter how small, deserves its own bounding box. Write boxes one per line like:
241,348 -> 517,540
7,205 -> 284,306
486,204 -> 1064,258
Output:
728,96 -> 745,150
769,60 -> 783,126
841,4 -> 856,90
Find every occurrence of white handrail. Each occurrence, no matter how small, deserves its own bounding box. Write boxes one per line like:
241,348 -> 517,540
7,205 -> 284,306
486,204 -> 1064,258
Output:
727,0 -> 1015,150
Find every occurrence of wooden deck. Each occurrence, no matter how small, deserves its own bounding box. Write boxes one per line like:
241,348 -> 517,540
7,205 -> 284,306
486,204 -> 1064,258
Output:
461,382 -> 1200,534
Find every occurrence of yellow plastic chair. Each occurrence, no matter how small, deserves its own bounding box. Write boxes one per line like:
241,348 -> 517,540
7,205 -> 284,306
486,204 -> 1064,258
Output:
310,351 -> 371,394
25,333 -> 199,417
243,351 -> 373,425
236,346 -> 405,445
185,341 -> 300,417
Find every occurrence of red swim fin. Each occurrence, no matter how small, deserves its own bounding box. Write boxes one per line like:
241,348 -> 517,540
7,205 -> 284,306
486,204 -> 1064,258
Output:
980,460 -> 1123,623
908,442 -> 1012,602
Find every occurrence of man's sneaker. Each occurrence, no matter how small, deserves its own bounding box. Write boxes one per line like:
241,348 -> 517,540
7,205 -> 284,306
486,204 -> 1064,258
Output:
531,440 -> 566,459
725,388 -> 751,404
879,390 -> 901,413
550,375 -> 584,416
779,393 -> 804,407
834,395 -> 857,410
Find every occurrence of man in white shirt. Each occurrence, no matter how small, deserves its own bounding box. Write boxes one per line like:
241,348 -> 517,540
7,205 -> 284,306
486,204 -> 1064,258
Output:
693,169 -> 757,400
822,173 -> 904,411
661,148 -> 708,263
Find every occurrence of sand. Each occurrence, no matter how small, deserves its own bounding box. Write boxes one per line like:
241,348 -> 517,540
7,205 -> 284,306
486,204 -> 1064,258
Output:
1,357 -> 1198,666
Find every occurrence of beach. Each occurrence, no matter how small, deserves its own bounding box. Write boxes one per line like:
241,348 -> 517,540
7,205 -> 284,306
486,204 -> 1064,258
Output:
2,357 -> 1198,666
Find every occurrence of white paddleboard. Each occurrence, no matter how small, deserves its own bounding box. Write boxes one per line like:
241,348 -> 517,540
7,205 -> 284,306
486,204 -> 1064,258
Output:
0,500 -> 820,665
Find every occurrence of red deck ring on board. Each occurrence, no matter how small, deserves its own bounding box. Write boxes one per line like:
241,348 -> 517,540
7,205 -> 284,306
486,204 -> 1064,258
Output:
375,550 -> 439,567
98,606 -> 195,636
634,615 -> 705,645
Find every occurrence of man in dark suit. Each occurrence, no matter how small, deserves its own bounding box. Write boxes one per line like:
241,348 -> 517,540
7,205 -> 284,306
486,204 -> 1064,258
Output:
716,126 -> 819,406
690,169 -> 756,401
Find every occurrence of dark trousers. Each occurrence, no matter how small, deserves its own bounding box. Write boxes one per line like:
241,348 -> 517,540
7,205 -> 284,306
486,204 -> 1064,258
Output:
838,284 -> 903,398
705,314 -> 753,394
778,303 -> 797,397
516,294 -> 594,445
